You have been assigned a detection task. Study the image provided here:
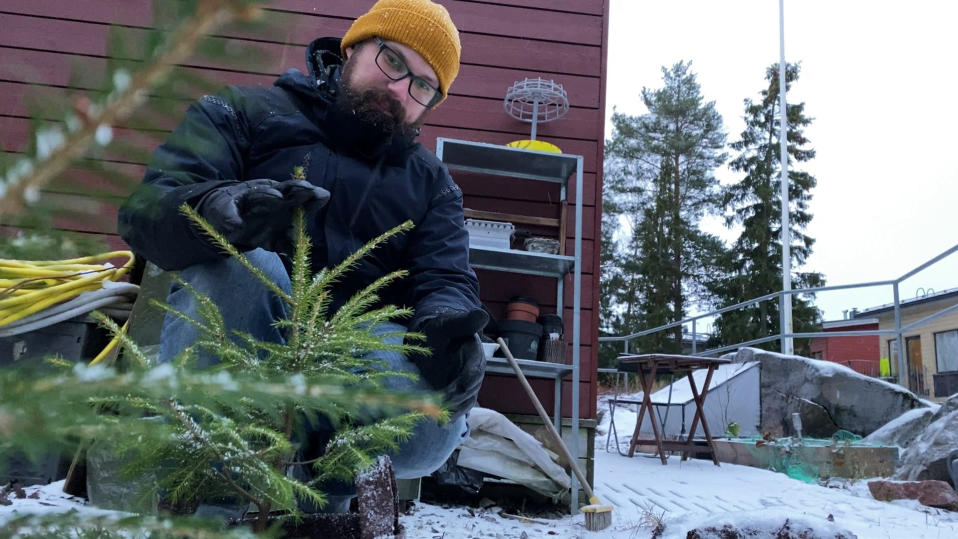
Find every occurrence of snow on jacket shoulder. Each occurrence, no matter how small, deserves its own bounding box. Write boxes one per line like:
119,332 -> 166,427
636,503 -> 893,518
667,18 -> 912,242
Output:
118,67 -> 480,321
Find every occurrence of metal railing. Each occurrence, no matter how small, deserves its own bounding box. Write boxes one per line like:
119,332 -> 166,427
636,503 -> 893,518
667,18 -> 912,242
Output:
599,243 -> 958,389
838,359 -> 880,378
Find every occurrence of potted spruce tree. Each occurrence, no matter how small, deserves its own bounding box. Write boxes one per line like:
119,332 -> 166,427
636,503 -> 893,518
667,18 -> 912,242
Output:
0,208 -> 444,536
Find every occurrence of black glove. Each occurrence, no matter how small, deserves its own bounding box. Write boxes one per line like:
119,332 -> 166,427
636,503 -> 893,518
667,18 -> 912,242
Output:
196,179 -> 330,251
412,309 -> 489,421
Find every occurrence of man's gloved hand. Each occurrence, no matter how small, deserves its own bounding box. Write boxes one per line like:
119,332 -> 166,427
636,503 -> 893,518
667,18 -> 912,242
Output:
411,309 -> 489,421
196,179 -> 330,251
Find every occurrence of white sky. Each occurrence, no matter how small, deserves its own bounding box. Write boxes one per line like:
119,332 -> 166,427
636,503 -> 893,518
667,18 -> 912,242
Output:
605,0 -> 958,321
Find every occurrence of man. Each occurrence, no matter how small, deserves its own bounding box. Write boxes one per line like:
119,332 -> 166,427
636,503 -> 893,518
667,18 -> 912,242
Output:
118,0 -> 487,510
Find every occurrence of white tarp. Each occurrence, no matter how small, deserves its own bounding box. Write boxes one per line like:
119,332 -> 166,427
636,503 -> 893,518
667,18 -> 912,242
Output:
458,407 -> 571,499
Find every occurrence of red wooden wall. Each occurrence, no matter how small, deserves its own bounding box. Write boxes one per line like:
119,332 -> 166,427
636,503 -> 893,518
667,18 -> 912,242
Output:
0,0 -> 610,419
808,322 -> 881,377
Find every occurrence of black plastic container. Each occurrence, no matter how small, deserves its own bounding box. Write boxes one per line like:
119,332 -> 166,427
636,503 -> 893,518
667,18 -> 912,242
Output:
496,319 -> 543,360
537,314 -> 563,337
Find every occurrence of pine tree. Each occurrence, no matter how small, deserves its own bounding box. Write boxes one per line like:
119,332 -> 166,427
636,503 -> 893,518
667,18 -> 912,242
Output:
602,62 -> 726,354
711,63 -> 824,352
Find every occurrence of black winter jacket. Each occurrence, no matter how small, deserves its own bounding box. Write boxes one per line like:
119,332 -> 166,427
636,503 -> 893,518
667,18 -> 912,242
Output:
118,38 -> 481,325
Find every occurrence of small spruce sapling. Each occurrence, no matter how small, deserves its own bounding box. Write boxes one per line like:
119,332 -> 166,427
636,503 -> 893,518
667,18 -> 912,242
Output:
0,207 -> 444,534
135,206 -> 441,529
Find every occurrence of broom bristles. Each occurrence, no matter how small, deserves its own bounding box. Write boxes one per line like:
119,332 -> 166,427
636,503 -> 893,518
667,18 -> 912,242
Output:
581,503 -> 613,531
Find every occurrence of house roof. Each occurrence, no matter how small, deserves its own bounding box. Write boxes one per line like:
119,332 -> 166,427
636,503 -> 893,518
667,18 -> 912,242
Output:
854,287 -> 958,317
822,318 -> 878,330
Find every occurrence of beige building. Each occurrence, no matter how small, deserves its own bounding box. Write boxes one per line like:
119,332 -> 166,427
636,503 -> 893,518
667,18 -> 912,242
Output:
855,288 -> 958,400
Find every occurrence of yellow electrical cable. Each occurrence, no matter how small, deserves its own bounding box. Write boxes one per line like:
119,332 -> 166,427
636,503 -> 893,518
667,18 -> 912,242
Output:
89,319 -> 129,366
0,251 -> 136,365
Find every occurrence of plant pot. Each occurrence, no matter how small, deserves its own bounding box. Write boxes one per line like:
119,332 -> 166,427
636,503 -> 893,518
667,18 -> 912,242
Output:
496,319 -> 543,361
505,297 -> 540,323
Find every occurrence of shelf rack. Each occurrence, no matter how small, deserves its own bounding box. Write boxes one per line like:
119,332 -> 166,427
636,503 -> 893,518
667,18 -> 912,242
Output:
436,137 -> 584,513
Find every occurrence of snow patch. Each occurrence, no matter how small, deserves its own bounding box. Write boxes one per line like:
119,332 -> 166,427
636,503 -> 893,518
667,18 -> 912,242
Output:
72,363 -> 114,382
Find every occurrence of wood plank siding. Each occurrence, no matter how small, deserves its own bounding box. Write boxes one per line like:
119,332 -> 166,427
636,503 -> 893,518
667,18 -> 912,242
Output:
0,0 -> 610,419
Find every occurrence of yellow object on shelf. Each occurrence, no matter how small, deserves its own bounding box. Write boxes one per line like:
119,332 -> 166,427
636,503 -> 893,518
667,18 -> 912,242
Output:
506,139 -> 562,153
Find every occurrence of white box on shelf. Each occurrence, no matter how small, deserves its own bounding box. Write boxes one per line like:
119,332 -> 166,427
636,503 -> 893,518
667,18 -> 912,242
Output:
465,219 -> 514,250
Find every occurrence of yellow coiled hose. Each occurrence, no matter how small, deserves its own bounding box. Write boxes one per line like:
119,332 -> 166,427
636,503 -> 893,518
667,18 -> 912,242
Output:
0,251 -> 137,365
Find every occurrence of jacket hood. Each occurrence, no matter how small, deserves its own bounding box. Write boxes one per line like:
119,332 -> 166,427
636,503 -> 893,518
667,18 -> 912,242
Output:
273,37 -> 342,104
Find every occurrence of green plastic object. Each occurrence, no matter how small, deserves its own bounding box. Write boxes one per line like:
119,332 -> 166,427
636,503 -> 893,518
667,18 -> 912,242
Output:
785,463 -> 819,484
879,357 -> 891,377
832,429 -> 862,443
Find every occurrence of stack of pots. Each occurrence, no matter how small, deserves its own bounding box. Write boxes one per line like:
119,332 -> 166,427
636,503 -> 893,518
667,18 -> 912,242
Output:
497,297 -> 542,360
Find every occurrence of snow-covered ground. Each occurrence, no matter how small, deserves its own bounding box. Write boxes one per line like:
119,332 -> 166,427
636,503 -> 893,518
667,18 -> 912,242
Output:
403,398 -> 958,538
4,399 -> 958,538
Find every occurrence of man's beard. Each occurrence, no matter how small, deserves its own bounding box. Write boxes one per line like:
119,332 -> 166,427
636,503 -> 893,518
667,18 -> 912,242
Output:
336,61 -> 423,140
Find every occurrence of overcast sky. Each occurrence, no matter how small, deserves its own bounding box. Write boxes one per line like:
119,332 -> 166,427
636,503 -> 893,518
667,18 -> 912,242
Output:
605,0 -> 958,321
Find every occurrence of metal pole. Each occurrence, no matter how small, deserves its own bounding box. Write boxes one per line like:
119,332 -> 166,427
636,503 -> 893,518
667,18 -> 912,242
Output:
530,99 -> 539,140
692,319 -> 697,355
778,0 -> 793,355
893,283 -> 907,387
570,156 -> 583,512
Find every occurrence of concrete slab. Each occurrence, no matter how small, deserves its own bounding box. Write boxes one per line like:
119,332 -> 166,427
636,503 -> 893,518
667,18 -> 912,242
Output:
713,439 -> 898,479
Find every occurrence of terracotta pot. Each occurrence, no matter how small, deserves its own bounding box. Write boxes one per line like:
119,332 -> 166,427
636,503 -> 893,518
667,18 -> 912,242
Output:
505,297 -> 539,323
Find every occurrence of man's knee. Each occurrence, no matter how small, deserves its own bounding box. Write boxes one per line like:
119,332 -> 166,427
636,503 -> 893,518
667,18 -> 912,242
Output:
159,249 -> 291,364
390,415 -> 469,479
176,249 -> 290,300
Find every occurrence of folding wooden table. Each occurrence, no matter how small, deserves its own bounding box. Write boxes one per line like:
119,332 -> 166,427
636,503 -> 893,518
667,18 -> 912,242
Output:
616,354 -> 731,465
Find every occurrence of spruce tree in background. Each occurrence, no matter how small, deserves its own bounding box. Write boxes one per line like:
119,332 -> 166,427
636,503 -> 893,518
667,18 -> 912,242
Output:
711,63 -> 824,352
597,183 -> 626,368
598,142 -> 651,366
603,62 -> 726,354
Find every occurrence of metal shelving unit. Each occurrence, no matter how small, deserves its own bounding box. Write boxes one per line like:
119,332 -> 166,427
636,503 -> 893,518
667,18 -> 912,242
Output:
469,245 -> 574,278
436,137 -> 584,513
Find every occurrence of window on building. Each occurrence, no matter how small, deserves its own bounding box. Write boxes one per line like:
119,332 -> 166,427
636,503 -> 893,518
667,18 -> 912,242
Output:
934,329 -> 958,372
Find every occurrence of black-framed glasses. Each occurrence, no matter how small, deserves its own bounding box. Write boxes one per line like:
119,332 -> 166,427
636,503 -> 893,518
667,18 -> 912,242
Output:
372,37 -> 442,108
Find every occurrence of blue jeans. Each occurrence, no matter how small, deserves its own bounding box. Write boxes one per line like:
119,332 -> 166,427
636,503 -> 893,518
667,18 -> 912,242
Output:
160,249 -> 468,486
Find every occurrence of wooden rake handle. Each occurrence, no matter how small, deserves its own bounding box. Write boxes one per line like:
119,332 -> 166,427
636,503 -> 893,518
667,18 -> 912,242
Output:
495,337 -> 598,503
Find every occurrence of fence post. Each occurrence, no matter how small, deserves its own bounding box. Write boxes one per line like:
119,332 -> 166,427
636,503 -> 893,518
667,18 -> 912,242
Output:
692,319 -> 697,355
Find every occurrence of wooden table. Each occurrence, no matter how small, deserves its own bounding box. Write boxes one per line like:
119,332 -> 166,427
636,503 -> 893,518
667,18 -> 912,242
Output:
617,354 -> 731,465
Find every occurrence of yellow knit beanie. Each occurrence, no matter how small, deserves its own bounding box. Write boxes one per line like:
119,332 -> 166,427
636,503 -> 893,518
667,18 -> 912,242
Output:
341,0 -> 461,102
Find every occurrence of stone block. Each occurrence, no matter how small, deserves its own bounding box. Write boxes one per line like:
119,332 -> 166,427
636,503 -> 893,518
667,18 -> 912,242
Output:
867,479 -> 958,511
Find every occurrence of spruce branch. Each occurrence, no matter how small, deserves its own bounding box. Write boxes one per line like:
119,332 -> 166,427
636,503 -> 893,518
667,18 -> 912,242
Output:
311,220 -> 415,293
178,204 -> 293,305
90,310 -> 150,368
0,513 -> 259,539
308,412 -> 427,485
164,398 -> 266,510
0,0 -> 265,215
329,269 -> 410,326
